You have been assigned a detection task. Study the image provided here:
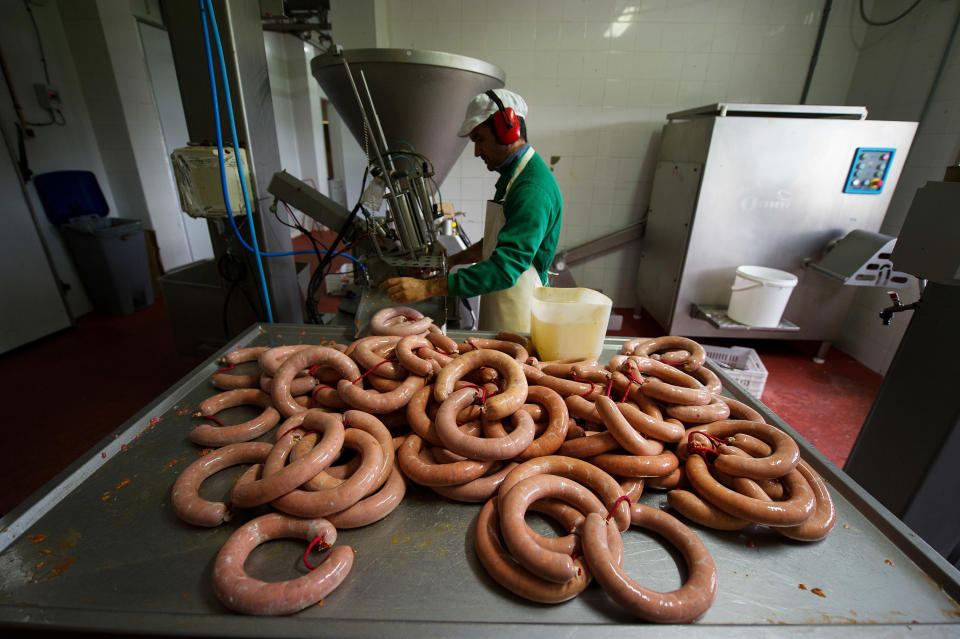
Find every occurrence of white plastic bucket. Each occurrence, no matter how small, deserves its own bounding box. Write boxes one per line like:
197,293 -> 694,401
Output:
530,287 -> 612,361
727,266 -> 798,328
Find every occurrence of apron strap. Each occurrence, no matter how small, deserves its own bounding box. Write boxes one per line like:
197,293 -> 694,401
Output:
500,147 -> 535,202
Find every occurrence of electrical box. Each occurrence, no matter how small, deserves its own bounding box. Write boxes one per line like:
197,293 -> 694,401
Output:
171,146 -> 252,219
33,83 -> 61,110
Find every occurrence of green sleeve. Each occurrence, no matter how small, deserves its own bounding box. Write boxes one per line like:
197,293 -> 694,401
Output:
448,183 -> 551,298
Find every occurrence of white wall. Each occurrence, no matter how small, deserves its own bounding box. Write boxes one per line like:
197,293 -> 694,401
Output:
0,0 -> 119,317
838,0 -> 960,374
384,0 -> 861,306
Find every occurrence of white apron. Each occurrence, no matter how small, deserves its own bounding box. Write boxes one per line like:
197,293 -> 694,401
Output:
478,147 -> 541,333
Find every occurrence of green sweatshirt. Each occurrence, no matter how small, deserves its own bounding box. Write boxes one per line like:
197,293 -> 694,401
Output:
447,150 -> 563,298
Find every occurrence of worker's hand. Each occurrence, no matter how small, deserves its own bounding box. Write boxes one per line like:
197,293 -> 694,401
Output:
379,276 -> 448,303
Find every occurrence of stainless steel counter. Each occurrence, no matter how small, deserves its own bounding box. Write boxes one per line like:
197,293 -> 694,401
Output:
1,324 -> 959,637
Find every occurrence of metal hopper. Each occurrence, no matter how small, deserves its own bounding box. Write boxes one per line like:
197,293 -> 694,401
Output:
310,48 -> 505,185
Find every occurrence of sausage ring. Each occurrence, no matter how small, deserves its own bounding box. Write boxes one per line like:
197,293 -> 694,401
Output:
397,434 -> 495,486
434,349 -> 528,421
272,347 -> 360,417
474,498 -> 590,604
370,305 -> 434,336
212,513 -> 353,615
689,420 -> 800,480
484,386 -> 569,460
624,337 -> 706,372
435,387 -> 536,460
171,442 -> 273,526
596,396 -> 665,456
666,489 -> 751,531
191,389 -> 280,447
229,411 -> 345,508
582,503 -> 718,623
326,465 -> 407,529
350,335 -> 405,380
337,374 -> 426,415
431,460 -> 518,503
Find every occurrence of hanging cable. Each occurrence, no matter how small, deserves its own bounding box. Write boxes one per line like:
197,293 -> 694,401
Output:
859,0 -> 924,26
199,0 -> 275,322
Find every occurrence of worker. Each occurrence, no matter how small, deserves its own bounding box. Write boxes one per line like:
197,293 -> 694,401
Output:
379,89 -> 563,332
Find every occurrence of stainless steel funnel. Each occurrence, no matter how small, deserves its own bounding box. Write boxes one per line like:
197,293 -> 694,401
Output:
311,49 -> 505,185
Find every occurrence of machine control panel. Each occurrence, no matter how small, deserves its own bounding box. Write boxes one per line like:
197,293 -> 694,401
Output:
844,148 -> 895,194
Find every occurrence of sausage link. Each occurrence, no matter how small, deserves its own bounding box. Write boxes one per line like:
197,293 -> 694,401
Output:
211,372 -> 260,390
718,396 -> 766,422
270,429 -> 384,517
434,349 -> 528,421
665,400 -> 731,424
230,411 -> 345,508
325,465 -> 406,529
651,349 -> 691,364
640,377 -> 713,408
259,374 -> 317,396
336,374 -> 426,414
596,396 -> 664,456
717,443 -> 785,500
221,345 -> 268,365
212,513 -> 352,615
775,459 -> 836,541
191,389 -> 280,447
397,434 -> 494,486
684,455 -> 815,526
588,451 -> 680,479
496,331 -> 535,354
509,386 -> 568,460
431,461 -> 518,503
370,305 -> 433,336
259,345 -> 313,377
273,347 -> 360,417
426,325 -> 459,354
666,489 -> 751,531
396,334 -> 440,377
500,474 -> 610,582
582,503 -> 718,623
617,401 -> 685,443
461,337 -> 529,363
557,431 -> 620,458
474,498 -> 589,604
435,388 -> 535,460
689,365 -> 723,395
498,455 -> 630,532
538,358 -> 600,378
565,395 -> 602,424
171,442 -> 273,526
646,466 -> 684,490
342,410 -> 395,491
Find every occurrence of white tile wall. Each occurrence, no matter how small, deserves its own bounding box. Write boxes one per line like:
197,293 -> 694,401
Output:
837,0 -> 960,374
385,0 -> 849,305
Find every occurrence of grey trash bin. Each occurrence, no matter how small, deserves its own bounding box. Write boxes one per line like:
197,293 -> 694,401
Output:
61,215 -> 154,316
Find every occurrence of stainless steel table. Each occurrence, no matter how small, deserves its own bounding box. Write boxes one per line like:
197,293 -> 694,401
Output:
2,324 -> 959,637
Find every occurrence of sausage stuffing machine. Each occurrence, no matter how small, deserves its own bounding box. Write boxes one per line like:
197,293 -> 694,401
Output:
1,325 -> 959,637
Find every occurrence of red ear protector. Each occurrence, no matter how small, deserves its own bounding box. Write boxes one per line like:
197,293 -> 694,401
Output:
485,90 -> 520,145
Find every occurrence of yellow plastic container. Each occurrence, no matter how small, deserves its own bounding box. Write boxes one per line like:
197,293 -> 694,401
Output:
530,287 -> 613,361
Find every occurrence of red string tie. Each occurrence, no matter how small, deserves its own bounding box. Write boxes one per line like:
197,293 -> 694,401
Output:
686,430 -> 725,463
278,425 -> 305,441
660,360 -> 684,367
303,535 -> 331,570
619,378 -> 632,403
204,415 -> 226,428
606,495 -> 631,521
461,384 -> 488,404
605,379 -> 613,398
308,384 -> 334,408
351,358 -> 394,383
214,363 -> 234,374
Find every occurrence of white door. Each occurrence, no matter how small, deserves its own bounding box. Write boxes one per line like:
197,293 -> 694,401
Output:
138,21 -> 213,262
0,135 -> 72,353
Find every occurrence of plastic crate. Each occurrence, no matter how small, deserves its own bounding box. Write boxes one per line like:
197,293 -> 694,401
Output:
703,345 -> 768,397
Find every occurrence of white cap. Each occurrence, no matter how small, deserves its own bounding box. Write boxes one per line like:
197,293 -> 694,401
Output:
456,89 -> 528,137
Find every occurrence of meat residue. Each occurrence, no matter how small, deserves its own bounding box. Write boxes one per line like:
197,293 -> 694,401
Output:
28,534 -> 46,544
811,587 -> 826,598
114,479 -> 131,491
885,559 -> 894,566
798,584 -> 807,590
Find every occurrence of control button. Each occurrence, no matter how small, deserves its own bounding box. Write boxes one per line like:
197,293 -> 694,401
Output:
875,171 -> 883,178
852,179 -> 861,187
882,153 -> 890,160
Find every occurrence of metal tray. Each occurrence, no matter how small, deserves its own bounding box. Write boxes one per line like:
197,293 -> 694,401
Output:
1,324 -> 959,637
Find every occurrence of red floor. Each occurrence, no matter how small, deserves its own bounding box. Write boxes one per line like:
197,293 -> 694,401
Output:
0,294 -> 881,516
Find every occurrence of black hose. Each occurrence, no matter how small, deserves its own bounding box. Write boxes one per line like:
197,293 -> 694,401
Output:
800,0 -> 832,104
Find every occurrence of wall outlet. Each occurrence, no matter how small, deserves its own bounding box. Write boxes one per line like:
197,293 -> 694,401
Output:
34,84 -> 61,110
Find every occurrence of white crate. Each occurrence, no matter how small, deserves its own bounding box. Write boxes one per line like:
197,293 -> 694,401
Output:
703,345 -> 768,398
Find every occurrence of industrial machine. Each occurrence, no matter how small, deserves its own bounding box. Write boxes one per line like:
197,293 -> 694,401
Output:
845,178 -> 960,569
636,103 -> 917,343
264,48 -> 505,335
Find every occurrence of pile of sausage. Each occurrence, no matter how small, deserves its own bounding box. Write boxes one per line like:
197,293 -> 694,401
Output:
168,306 -> 833,621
